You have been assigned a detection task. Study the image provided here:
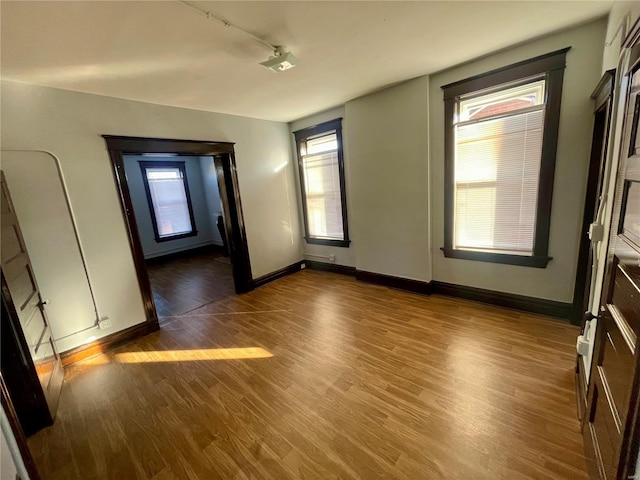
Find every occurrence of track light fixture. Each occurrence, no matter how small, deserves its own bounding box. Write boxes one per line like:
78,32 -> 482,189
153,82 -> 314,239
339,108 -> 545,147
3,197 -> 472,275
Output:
260,46 -> 298,72
179,1 -> 298,72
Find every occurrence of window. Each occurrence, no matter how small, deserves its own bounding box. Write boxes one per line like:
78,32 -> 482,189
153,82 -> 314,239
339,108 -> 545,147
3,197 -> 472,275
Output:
441,48 -> 569,268
294,118 -> 350,247
139,161 -> 197,242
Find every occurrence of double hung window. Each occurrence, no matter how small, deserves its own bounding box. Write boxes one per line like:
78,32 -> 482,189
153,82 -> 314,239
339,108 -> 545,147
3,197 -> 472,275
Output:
442,48 -> 569,267
139,161 -> 197,242
294,119 -> 350,247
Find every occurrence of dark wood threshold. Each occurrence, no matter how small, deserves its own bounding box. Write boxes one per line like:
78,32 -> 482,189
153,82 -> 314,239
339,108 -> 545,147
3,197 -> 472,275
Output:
252,261 -> 304,289
355,270 -> 432,295
60,321 -> 159,367
431,281 -> 573,321
304,260 -> 356,276
144,244 -> 225,265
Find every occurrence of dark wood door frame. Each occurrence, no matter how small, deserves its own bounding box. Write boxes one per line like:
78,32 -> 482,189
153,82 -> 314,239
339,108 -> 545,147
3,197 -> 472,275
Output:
582,19 -> 640,480
103,136 -> 254,327
1,374 -> 41,480
572,69 -> 615,326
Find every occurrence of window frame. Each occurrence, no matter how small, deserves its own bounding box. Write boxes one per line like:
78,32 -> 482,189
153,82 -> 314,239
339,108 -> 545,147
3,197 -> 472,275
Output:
441,47 -> 570,268
138,160 -> 198,243
293,118 -> 351,247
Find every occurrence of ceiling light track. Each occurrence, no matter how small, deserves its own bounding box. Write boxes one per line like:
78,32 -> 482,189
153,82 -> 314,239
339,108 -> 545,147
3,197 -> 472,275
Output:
178,0 -> 297,72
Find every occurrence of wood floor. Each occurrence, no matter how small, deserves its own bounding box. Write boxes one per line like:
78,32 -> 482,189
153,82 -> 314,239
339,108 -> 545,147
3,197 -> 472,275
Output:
27,270 -> 588,479
146,249 -> 234,318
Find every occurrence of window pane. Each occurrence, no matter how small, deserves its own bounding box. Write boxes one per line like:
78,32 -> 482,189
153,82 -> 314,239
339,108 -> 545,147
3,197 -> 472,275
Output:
459,79 -> 545,122
454,108 -> 544,255
302,151 -> 344,240
145,167 -> 193,237
306,132 -> 338,155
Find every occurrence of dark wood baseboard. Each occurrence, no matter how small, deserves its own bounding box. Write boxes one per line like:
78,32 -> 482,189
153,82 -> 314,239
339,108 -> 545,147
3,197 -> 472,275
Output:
298,263 -> 573,321
252,261 -> 304,288
355,270 -> 432,295
304,260 -> 356,276
430,281 -> 573,320
144,244 -> 224,265
60,320 -> 159,367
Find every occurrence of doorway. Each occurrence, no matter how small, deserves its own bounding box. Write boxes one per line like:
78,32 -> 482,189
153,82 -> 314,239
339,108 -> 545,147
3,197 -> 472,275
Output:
103,136 -> 253,326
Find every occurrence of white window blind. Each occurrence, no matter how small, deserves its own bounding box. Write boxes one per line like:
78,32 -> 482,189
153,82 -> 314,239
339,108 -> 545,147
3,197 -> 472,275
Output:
145,167 -> 193,238
300,132 -> 345,240
453,80 -> 546,256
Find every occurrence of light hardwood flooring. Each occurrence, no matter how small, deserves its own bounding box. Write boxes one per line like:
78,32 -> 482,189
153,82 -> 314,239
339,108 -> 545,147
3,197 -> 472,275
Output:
28,270 -> 588,479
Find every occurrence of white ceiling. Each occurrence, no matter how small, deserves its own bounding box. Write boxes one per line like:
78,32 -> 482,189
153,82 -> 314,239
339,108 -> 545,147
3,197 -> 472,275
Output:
1,1 -> 613,123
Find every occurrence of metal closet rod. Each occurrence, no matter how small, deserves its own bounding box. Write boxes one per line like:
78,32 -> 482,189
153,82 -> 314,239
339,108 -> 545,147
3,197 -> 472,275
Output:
1,149 -> 101,336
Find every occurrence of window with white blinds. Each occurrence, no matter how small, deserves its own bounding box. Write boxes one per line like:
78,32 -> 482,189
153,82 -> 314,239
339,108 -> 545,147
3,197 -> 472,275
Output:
294,119 -> 350,246
140,162 -> 197,242
442,48 -> 569,268
454,80 -> 545,255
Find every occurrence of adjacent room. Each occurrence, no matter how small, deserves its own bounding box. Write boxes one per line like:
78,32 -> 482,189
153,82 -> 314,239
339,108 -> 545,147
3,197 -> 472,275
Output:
123,154 -> 234,318
1,2 -> 639,480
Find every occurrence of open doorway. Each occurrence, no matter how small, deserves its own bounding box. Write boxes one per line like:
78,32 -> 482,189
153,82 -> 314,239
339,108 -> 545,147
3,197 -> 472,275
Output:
103,136 -> 253,327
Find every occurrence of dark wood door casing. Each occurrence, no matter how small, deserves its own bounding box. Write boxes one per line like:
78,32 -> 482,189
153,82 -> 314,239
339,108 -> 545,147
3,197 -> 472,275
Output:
103,136 -> 254,328
583,23 -> 640,480
575,70 -> 616,424
213,154 -> 253,293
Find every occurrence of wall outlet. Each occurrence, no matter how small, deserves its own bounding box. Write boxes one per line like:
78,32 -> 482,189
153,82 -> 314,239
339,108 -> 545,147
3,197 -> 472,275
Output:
98,316 -> 111,330
329,254 -> 336,263
301,263 -> 306,269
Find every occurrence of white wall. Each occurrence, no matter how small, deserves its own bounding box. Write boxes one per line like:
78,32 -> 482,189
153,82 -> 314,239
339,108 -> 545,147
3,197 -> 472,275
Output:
123,155 -> 221,259
0,429 -> 18,480
289,107 -> 356,267
602,2 -> 640,72
430,19 -> 606,302
345,77 -> 431,281
1,151 -> 97,353
1,80 -> 301,352
1,406 -> 28,480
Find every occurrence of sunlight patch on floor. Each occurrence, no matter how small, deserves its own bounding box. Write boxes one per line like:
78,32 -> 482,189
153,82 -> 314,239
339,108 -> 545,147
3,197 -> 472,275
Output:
115,347 -> 273,363
79,347 -> 273,365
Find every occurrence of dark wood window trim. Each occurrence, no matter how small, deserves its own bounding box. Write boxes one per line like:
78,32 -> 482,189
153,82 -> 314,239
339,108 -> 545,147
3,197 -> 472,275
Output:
441,47 -> 570,268
293,118 -> 351,248
138,160 -> 198,243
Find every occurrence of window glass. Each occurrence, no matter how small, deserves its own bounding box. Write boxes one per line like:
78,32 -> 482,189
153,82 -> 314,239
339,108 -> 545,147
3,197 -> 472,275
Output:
454,106 -> 544,255
140,162 -> 196,241
458,79 -> 545,122
294,119 -> 349,246
146,167 -> 192,238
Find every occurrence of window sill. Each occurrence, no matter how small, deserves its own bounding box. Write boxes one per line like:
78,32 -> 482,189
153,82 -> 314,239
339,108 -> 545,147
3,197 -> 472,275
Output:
155,231 -> 198,243
305,237 -> 351,248
441,247 -> 552,268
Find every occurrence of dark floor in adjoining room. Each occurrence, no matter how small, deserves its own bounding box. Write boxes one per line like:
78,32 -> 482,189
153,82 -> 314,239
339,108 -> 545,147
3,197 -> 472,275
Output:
146,249 -> 235,319
27,270 -> 589,480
